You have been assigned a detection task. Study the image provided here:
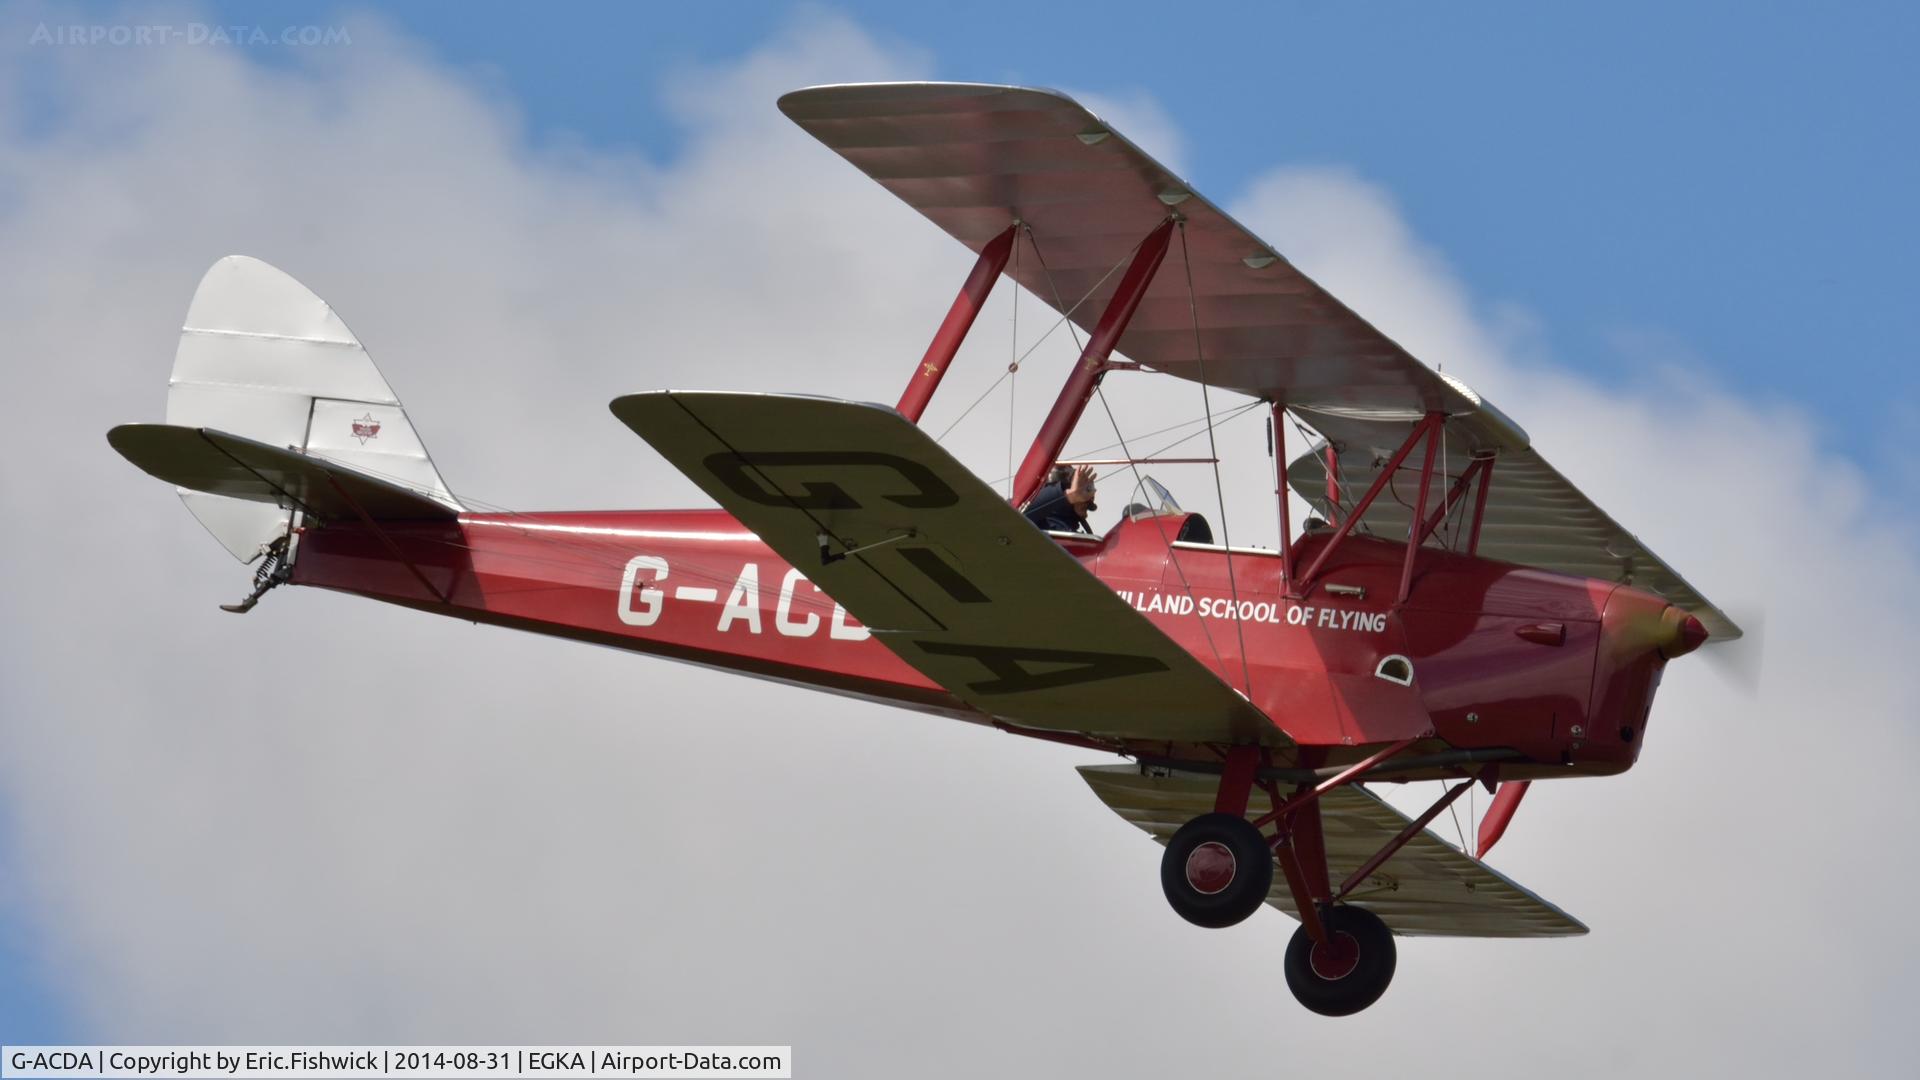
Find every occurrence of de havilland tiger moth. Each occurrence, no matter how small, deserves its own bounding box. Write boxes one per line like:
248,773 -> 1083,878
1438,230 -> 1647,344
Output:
109,82 -> 1740,1016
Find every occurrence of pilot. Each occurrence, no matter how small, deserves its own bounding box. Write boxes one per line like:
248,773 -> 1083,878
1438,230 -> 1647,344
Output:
1023,463 -> 1098,533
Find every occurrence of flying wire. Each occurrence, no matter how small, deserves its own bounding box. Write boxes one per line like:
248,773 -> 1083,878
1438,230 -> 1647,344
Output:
935,229 -> 1146,444
1026,224 -> 1236,683
1177,220 -> 1254,698
1006,228 -> 1020,499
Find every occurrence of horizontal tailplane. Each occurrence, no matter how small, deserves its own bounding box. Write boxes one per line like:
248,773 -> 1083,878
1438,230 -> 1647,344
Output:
109,424 -> 458,523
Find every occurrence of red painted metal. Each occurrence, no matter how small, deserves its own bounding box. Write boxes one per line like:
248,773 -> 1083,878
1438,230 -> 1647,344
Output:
1248,737 -> 1417,829
1186,842 -> 1237,894
286,493 -> 1687,776
1058,457 -> 1216,466
1309,933 -> 1360,980
1667,613 -> 1710,658
1335,779 -> 1473,900
1324,445 -> 1340,526
1292,412 -> 1441,596
1467,454 -> 1495,556
1214,744 -> 1261,817
1273,403 -> 1295,587
1287,794 -> 1333,902
1418,455 -> 1490,545
1011,219 -> 1174,508
896,224 -> 1017,424
1476,779 -> 1531,858
1397,411 -> 1444,605
1515,622 -> 1567,646
1274,839 -> 1328,946
324,474 -> 448,605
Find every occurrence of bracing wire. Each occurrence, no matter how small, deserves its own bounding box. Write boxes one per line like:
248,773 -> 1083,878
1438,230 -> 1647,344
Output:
1026,225 -> 1236,683
1177,220 -> 1254,698
936,229 -> 1147,444
977,399 -> 1266,491
1006,228 -> 1020,498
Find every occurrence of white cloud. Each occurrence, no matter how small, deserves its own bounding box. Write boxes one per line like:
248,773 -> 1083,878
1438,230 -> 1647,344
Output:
0,3 -> 1914,1074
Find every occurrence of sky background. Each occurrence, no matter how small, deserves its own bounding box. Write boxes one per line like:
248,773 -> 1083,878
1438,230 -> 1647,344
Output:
1,1 -> 1916,1073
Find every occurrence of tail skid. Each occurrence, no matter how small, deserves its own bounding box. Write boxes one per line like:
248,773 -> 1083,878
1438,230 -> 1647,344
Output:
109,422 -> 461,613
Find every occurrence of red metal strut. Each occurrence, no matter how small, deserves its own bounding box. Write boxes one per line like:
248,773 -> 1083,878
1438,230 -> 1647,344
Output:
1476,779 -> 1531,858
1417,454 -> 1492,546
1213,745 -> 1261,818
1334,777 -> 1474,901
1249,737 -> 1418,831
1467,452 -> 1495,556
1011,219 -> 1174,508
895,224 -> 1018,424
1396,413 -> 1444,605
1291,411 -> 1444,598
1273,402 -> 1296,586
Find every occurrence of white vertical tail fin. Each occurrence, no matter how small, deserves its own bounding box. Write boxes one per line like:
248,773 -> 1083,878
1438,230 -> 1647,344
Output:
164,256 -> 459,560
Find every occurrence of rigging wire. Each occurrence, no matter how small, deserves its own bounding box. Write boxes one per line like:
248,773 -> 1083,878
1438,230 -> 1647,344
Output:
1284,412 -> 1337,524
1025,225 -> 1236,683
1177,220 -> 1253,698
977,399 -> 1266,490
310,224 -> 1251,630
1005,228 -> 1020,498
935,229 -> 1147,444
287,384 -> 1252,612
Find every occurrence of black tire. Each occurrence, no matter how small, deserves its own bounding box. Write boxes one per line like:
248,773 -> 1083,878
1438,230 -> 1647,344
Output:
1159,812 -> 1274,929
1283,905 -> 1397,1016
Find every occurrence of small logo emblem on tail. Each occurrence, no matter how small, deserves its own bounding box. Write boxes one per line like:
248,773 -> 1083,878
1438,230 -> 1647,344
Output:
351,413 -> 382,444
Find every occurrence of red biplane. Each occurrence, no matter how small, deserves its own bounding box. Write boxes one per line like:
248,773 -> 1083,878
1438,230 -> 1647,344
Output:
109,83 -> 1738,1015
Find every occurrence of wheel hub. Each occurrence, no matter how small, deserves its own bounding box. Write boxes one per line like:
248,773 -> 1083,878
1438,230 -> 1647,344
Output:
1184,841 -> 1237,895
1309,931 -> 1361,980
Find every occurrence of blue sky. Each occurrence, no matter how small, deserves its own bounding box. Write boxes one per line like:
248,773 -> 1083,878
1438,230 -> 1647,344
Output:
212,0 -> 1918,442
3,0 -> 1914,1047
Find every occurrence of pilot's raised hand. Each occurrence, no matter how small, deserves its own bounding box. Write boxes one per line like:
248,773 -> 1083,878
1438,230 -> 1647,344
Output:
1066,464 -> 1098,515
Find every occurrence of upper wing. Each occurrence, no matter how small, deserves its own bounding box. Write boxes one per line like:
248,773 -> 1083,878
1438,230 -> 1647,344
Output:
1080,764 -> 1587,937
779,82 -> 1515,437
611,391 -> 1284,747
1287,436 -> 1741,640
781,81 -> 1736,638
108,423 -> 457,523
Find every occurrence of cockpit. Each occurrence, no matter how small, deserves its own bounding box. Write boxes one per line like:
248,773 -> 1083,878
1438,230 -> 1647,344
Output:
1117,474 -> 1213,544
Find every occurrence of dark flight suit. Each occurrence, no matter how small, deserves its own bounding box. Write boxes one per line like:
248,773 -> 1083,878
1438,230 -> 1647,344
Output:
1022,482 -> 1092,533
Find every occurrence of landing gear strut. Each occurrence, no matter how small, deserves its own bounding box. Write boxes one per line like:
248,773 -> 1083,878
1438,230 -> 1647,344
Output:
1156,746 -> 1482,1015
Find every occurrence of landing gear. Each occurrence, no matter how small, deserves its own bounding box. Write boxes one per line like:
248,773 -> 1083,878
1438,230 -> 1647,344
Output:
1283,905 -> 1397,1016
220,534 -> 292,614
1152,747 -> 1472,1013
1160,812 -> 1273,928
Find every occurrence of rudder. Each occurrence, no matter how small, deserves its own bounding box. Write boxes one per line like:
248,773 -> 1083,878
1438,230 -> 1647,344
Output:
164,256 -> 459,560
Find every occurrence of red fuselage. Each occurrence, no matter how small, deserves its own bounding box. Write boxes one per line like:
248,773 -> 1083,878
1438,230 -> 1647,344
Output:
290,508 -> 1676,777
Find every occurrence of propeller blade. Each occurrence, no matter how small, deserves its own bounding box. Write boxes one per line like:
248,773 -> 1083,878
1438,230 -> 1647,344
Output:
1703,606 -> 1767,695
1476,780 -> 1531,859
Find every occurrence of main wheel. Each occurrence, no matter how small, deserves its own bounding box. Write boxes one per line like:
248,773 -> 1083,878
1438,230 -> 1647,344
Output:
1159,813 -> 1274,928
1283,905 -> 1397,1016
